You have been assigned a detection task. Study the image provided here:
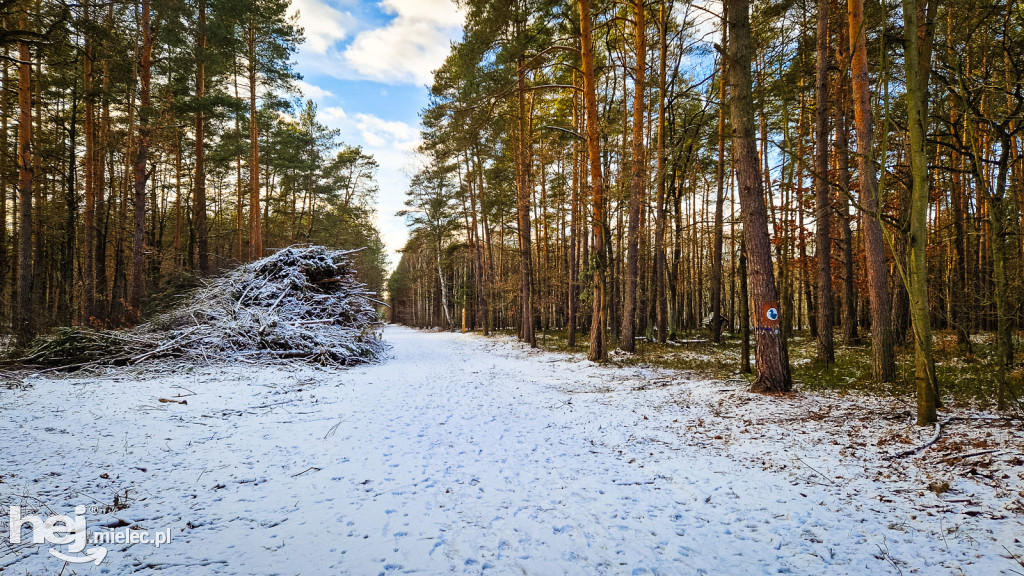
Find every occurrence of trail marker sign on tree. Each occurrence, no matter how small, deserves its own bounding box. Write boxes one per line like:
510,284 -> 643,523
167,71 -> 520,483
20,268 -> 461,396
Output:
758,302 -> 780,331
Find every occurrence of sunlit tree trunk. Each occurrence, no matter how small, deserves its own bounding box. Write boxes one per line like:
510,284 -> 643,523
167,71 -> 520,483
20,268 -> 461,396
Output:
814,0 -> 834,362
849,0 -> 895,382
739,236 -> 750,373
516,58 -> 536,346
621,0 -> 646,352
579,0 -> 606,361
726,0 -> 791,391
834,5 -> 859,345
902,0 -> 937,424
568,84 -> 580,347
653,0 -> 669,344
247,20 -> 262,261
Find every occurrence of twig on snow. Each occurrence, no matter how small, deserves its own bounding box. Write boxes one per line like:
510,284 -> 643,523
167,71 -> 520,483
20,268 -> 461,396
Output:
956,449 -> 1003,460
876,537 -> 903,576
886,421 -> 943,460
323,416 -> 352,440
792,455 -> 838,485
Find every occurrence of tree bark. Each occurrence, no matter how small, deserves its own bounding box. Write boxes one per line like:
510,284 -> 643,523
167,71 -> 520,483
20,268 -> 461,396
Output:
946,15 -> 969,348
727,0 -> 791,392
82,0 -> 96,322
15,7 -> 33,343
849,0 -> 896,382
710,8 -> 728,344
834,5 -> 859,345
653,0 -> 669,344
579,0 -> 606,362
516,58 -> 536,347
196,0 -> 209,274
248,21 -> 262,261
620,0 -> 646,352
568,87 -> 580,347
739,235 -> 751,373
96,3 -> 113,319
61,86 -> 79,325
0,38 -> 7,329
902,0 -> 937,424
128,0 -> 153,324
972,134 -> 1014,411
814,0 -> 834,362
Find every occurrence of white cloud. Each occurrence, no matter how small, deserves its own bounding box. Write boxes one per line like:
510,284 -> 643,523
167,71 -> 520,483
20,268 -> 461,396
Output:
342,0 -> 464,85
379,0 -> 464,28
320,107 -> 418,150
289,1 -> 465,264
291,0 -> 352,55
352,113 -> 420,151
295,79 -> 334,101
318,106 -> 421,264
321,106 -> 348,122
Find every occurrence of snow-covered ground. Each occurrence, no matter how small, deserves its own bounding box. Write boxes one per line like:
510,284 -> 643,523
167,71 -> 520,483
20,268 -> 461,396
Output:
1,325 -> 1021,575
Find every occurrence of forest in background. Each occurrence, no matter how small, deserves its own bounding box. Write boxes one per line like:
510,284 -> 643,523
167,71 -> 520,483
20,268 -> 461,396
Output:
0,0 -> 388,341
388,0 -> 1024,423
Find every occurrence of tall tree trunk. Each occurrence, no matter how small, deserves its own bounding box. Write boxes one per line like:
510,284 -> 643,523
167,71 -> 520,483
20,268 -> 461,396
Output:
902,0 -> 937,424
129,0 -> 154,324
233,68 -> 244,262
579,0 -> 606,362
970,132 -> 1014,411
849,0 -> 896,382
621,0 -> 646,352
946,13 -> 969,348
195,0 -> 209,274
96,6 -> 111,320
174,136 -> 183,267
436,237 -> 453,329
670,166 -> 682,337
30,44 -> 43,328
568,88 -> 580,347
61,87 -> 79,325
247,21 -> 262,261
727,0 -> 791,392
82,0 -> 96,322
516,58 -> 536,346
739,235 -> 751,373
834,7 -> 859,345
465,151 -> 487,336
15,7 -> 33,344
0,37 -> 7,329
814,0 -> 834,362
475,150 -> 494,335
96,4 -> 111,315
710,8 -> 728,344
653,0 -> 669,344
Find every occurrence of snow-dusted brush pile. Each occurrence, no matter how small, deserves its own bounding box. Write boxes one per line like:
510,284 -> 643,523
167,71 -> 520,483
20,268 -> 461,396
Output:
19,245 -> 387,368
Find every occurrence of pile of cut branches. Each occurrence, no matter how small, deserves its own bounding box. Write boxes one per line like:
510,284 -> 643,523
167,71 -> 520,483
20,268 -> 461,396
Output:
15,246 -> 387,368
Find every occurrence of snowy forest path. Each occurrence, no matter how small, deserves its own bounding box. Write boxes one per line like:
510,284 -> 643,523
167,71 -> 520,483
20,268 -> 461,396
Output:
0,326 -> 1019,575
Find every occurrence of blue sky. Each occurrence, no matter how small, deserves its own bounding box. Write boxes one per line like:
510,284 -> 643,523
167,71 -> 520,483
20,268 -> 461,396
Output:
287,0 -> 465,268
